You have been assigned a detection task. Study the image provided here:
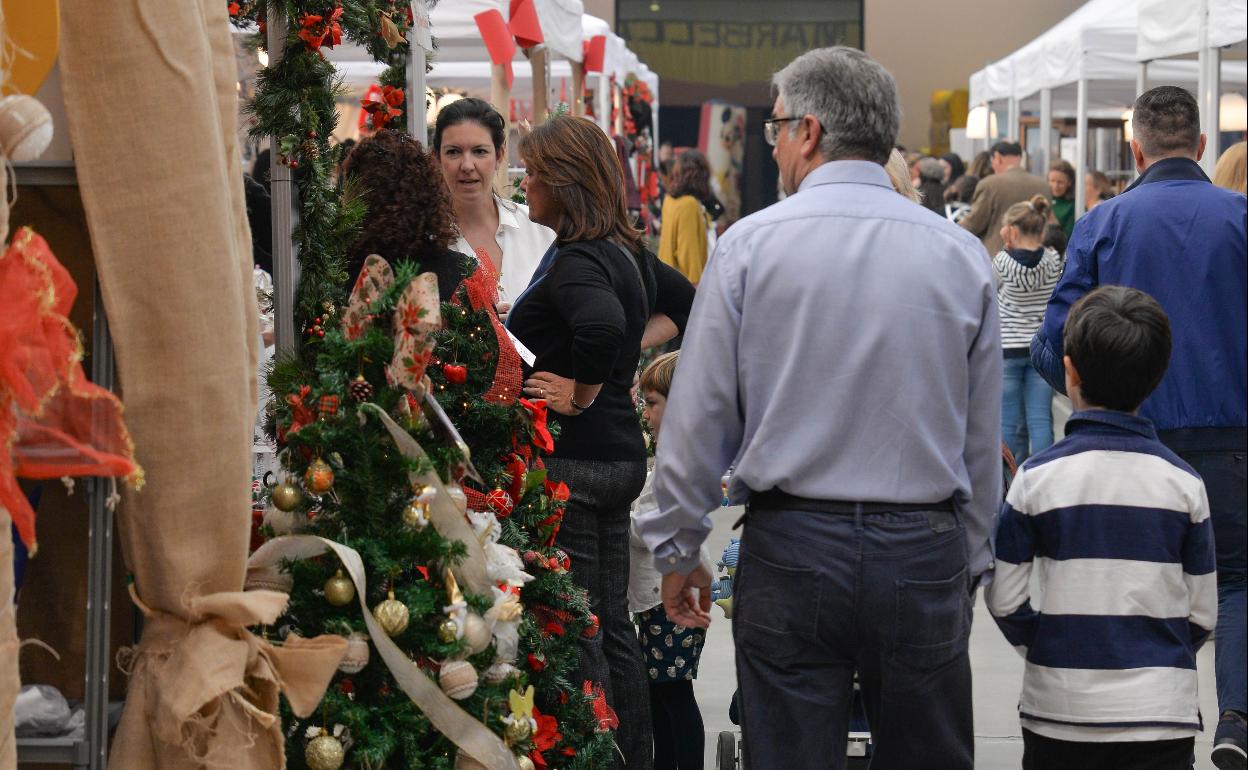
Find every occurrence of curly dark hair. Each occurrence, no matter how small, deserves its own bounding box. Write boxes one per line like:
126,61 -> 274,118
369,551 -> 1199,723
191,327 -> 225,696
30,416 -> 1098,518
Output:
343,130 -> 459,275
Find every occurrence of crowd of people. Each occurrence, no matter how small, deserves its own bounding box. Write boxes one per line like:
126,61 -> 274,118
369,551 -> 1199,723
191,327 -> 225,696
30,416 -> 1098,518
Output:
239,46 -> 1247,770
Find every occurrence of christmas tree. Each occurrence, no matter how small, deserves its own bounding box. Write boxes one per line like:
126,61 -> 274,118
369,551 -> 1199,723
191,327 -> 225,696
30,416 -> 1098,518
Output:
234,2 -> 619,768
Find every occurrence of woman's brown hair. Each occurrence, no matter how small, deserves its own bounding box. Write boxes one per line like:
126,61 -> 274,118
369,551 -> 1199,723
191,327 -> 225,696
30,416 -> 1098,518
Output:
518,116 -> 643,252
1001,194 -> 1052,238
670,149 -> 712,200
342,130 -> 458,270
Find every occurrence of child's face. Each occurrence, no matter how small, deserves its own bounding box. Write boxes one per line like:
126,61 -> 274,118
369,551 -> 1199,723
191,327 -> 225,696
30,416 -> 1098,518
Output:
642,389 -> 667,439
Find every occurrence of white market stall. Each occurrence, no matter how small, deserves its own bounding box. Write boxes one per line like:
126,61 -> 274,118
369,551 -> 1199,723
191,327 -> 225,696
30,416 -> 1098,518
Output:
969,0 -> 1248,214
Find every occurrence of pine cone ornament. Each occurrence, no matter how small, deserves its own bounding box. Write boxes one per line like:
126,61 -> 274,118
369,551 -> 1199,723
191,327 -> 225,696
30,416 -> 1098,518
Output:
301,139 -> 320,162
349,375 -> 374,402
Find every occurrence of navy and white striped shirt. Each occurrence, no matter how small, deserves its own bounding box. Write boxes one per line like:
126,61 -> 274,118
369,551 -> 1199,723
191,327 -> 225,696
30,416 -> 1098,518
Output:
986,409 -> 1217,742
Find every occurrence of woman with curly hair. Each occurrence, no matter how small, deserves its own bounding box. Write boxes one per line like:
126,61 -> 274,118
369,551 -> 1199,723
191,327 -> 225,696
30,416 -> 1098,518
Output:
658,149 -> 715,284
342,129 -> 469,300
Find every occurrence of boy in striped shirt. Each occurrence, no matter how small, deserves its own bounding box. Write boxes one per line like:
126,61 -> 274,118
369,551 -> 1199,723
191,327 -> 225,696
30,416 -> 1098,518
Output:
987,286 -> 1217,769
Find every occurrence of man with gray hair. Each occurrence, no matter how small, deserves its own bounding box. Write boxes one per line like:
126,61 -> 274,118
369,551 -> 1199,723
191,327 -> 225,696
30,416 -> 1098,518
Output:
635,47 -> 1001,769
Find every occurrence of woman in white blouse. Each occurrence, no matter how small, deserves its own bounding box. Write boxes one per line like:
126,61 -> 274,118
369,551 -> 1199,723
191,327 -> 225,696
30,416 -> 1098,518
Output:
434,98 -> 555,314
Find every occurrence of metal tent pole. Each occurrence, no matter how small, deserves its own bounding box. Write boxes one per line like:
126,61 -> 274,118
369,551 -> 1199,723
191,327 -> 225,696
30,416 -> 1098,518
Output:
1075,74 -> 1089,217
1039,88 -> 1053,171
267,8 -> 299,356
83,282 -> 116,770
408,45 -> 428,140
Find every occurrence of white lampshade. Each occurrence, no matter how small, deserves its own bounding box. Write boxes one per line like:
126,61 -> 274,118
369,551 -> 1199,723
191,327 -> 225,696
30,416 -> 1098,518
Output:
965,104 -> 999,140
1220,92 -> 1247,132
1122,109 -> 1133,142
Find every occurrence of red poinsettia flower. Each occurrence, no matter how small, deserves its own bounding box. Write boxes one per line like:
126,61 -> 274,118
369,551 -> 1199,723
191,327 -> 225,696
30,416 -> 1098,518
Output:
228,2 -> 241,16
532,708 -> 562,752
544,478 -> 569,502
383,85 -> 406,107
520,398 -> 554,452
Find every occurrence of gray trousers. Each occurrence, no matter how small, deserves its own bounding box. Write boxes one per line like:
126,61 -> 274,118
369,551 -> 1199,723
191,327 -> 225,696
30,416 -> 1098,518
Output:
546,457 -> 652,770
734,505 -> 975,770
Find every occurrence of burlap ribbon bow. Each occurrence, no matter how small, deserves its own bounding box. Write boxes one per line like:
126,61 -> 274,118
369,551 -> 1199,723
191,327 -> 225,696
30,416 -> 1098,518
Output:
340,254 -> 440,391
112,587 -> 347,770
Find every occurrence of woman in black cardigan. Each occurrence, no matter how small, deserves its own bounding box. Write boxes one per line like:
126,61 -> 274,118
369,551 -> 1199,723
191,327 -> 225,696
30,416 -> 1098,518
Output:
508,116 -> 693,770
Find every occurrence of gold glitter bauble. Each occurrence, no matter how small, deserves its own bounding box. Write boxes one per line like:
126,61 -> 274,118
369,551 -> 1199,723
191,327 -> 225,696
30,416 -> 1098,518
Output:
462,613 -> 492,654
517,755 -> 536,770
304,458 -> 335,494
373,590 -> 410,637
438,618 -> 459,644
323,570 -> 355,607
504,718 -> 532,746
438,659 -> 478,700
270,482 -> 304,512
304,732 -> 345,770
401,500 -> 429,529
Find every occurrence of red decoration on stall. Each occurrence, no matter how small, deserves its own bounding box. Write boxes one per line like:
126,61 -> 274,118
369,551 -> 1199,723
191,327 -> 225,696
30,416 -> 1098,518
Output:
584,680 -> 619,732
361,85 -> 405,131
521,398 -> 553,453
0,228 -> 141,549
583,35 -> 606,73
297,6 -> 343,53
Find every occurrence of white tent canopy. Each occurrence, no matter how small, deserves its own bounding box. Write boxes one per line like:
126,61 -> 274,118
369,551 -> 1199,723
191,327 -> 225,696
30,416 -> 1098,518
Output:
968,0 -> 1248,215
1137,0 -> 1247,61
429,0 -> 586,63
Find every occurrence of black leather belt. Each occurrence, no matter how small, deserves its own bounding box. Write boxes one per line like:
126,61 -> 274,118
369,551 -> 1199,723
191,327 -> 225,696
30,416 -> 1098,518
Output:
748,489 -> 955,515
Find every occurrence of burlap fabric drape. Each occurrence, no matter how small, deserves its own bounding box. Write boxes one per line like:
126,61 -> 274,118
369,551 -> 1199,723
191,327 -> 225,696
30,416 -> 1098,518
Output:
57,1 -> 346,767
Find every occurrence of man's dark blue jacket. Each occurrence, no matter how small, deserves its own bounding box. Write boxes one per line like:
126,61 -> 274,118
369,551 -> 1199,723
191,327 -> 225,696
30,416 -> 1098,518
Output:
1031,157 -> 1247,450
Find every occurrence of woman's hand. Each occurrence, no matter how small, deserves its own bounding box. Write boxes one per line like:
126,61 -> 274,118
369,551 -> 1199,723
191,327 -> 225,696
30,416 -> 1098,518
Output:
524,372 -> 579,416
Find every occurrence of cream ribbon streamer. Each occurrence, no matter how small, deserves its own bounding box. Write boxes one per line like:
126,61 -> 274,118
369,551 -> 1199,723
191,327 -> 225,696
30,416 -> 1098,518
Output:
360,402 -> 493,595
248,536 -> 521,770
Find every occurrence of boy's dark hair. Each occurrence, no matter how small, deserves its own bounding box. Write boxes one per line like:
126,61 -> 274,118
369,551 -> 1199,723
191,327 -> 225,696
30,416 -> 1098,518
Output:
991,140 -> 1023,157
1131,86 -> 1201,159
1063,286 -> 1171,412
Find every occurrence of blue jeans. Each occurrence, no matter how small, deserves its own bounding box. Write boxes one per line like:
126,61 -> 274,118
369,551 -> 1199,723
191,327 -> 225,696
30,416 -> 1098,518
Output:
1172,448 -> 1247,716
733,505 -> 974,770
1002,355 -> 1053,463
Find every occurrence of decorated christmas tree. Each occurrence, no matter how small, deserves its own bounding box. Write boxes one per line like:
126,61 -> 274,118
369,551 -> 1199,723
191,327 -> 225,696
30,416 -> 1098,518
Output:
235,2 -> 619,768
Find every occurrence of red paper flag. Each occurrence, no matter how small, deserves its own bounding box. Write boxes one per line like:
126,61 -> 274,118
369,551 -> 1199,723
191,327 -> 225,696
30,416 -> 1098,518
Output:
509,0 -> 544,49
474,9 -> 517,66
584,35 -> 606,73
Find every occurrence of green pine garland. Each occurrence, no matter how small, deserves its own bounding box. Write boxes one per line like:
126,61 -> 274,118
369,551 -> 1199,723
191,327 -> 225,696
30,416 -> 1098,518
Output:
236,2 -> 618,767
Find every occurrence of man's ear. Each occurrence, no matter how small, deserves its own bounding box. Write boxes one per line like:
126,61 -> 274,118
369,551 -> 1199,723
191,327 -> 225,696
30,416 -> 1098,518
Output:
1130,139 -> 1146,172
1195,133 -> 1207,162
801,114 -> 822,159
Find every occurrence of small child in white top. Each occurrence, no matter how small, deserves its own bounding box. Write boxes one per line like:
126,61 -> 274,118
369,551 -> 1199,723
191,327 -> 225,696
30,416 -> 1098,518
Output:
628,351 -> 708,769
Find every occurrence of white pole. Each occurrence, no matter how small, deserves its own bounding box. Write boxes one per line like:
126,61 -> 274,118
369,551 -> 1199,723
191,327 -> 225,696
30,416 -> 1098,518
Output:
408,45 -> 428,140
1008,96 -> 1019,142
1075,74 -> 1088,217
597,72 -> 610,132
1136,60 -> 1148,98
984,99 -> 994,154
1040,87 -> 1053,170
267,7 -> 298,356
1197,0 -> 1220,175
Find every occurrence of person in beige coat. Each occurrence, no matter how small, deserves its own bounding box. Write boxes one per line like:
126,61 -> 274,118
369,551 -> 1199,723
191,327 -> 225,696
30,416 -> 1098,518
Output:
960,140 -> 1051,254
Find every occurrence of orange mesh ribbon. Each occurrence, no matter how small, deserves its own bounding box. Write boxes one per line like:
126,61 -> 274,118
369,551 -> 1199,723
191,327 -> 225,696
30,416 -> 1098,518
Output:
458,252 -> 522,406
0,228 -> 140,550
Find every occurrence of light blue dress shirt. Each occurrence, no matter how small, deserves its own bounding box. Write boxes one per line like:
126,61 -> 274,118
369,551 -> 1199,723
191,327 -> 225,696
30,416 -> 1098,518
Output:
636,160 -> 1003,577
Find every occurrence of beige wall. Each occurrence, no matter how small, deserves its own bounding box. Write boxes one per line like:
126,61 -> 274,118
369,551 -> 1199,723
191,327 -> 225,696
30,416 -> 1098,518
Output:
865,0 -> 1084,150
583,0 -> 615,27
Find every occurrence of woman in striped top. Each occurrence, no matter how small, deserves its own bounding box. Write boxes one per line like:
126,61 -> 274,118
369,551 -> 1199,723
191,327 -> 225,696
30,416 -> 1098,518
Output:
995,195 -> 1064,462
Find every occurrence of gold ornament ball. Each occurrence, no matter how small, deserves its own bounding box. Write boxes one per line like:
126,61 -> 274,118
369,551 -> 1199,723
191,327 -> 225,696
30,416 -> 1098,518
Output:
304,458 -> 335,494
374,591 -> 410,637
305,733 -> 346,770
271,481 -> 304,512
438,659 -> 478,700
323,570 -> 356,607
504,718 -> 532,746
401,500 -> 429,529
438,617 -> 460,644
517,755 -> 536,770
